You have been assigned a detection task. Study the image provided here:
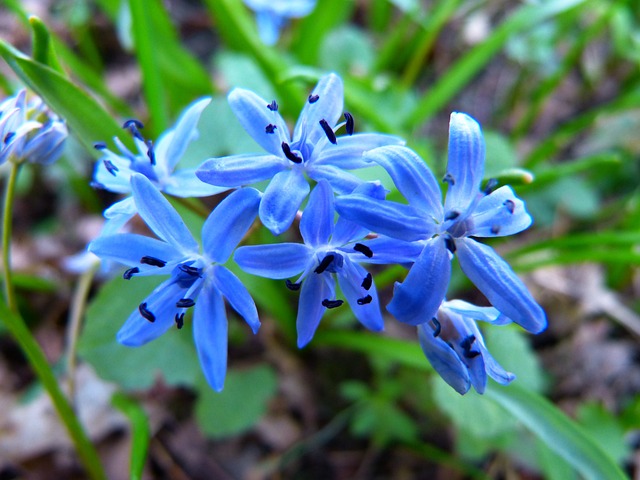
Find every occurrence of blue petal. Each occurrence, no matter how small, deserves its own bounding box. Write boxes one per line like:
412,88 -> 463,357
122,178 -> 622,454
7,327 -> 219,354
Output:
337,259 -> 384,331
103,196 -> 136,219
193,283 -> 228,391
161,98 -> 211,171
456,238 -> 547,333
469,186 -> 532,237
365,146 -> 444,219
314,133 -> 405,169
442,299 -> 502,323
260,169 -> 310,235
444,113 -> 485,214
335,195 -> 435,242
300,180 -> 334,247
308,164 -> 363,195
418,324 -> 470,395
293,73 -> 343,146
163,168 -> 229,197
387,237 -> 450,325
202,187 -> 261,264
89,233 -> 183,268
234,243 -> 313,279
212,266 -> 260,334
228,88 -> 290,156
331,181 -> 387,245
196,154 -> 286,187
255,10 -> 285,45
359,236 -> 425,265
297,272 -> 333,348
130,174 -> 199,253
116,278 -> 184,346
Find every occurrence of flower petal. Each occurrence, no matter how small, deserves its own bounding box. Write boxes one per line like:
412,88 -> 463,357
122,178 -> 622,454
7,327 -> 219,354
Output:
234,243 -> 313,279
228,88 -> 290,156
365,145 -> 443,218
300,180 -> 334,247
202,187 -> 261,264
212,266 -> 260,333
160,97 -> 211,171
130,174 -> 199,253
358,236 -> 425,264
314,133 -> 405,169
193,283 -> 228,391
89,233 -> 184,268
335,195 -> 434,242
163,168 -> 229,198
456,238 -> 547,333
296,272 -> 333,348
308,164 -> 363,195
331,181 -> 387,245
418,324 -> 470,395
444,112 -> 485,213
469,186 -> 532,237
196,154 -> 286,187
442,299 -> 502,323
294,73 -> 343,146
260,169 -> 310,235
254,10 -> 285,45
338,259 -> 384,331
387,237 -> 450,325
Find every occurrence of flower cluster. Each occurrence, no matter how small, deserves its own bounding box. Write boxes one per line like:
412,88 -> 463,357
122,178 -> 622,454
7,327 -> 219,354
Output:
86,73 -> 546,393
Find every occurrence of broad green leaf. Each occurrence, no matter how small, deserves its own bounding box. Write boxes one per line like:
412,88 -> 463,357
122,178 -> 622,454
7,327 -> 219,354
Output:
111,393 -> 150,480
318,26 -> 375,74
195,364 -> 277,438
577,402 -> 630,464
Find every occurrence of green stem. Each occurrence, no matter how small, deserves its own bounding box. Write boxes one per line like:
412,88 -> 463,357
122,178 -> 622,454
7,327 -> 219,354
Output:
2,161 -> 20,312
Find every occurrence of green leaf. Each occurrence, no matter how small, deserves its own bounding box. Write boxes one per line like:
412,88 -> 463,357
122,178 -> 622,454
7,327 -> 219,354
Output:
29,16 -> 64,73
195,364 -> 277,438
78,275 -> 201,390
577,402 -> 630,464
111,392 -> 150,480
487,384 -> 628,480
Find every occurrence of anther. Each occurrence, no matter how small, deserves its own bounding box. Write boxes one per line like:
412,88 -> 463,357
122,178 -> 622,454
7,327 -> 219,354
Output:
123,267 -> 139,280
140,256 -> 166,267
176,298 -> 195,308
4,132 -> 15,144
308,94 -> 319,103
285,279 -> 301,291
123,119 -> 145,140
344,112 -> 354,135
90,181 -> 106,190
431,318 -> 441,337
503,199 -> 515,214
103,159 -> 119,176
357,295 -> 372,305
179,264 -> 201,276
443,173 -> 455,185
444,210 -> 460,221
267,100 -> 278,111
265,124 -> 277,134
353,243 -> 373,258
444,236 -> 456,253
361,272 -> 373,290
93,141 -> 107,150
138,302 -> 155,322
314,254 -> 335,274
281,142 -> 302,164
460,335 -> 476,351
464,350 -> 481,359
490,225 -> 500,235
484,178 -> 499,195
319,119 -> 337,144
322,299 -> 343,309
146,139 -> 155,165
175,313 -> 185,329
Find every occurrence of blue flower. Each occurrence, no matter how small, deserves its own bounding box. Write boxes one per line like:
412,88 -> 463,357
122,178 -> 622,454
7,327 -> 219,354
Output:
93,98 -> 226,235
196,73 -> 403,235
335,113 -> 546,333
418,299 -> 515,395
0,89 -> 67,165
89,174 -> 262,391
234,179 -> 420,347
243,0 -> 316,45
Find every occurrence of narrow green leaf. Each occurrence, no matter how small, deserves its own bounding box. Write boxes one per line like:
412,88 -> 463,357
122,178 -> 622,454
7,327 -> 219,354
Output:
111,393 -> 150,480
29,16 -> 64,73
487,384 -> 628,480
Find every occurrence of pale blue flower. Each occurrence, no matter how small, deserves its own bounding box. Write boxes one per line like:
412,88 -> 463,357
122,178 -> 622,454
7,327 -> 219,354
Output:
418,299 -> 515,395
243,0 -> 316,45
335,113 -> 546,333
89,174 -> 262,391
234,179 -> 420,347
93,98 -> 226,235
0,89 -> 67,165
196,73 -> 403,235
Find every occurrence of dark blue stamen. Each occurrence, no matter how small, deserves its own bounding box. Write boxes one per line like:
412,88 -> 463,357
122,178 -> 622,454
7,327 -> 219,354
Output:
503,199 -> 515,214
123,267 -> 139,280
267,100 -> 278,111
361,273 -> 373,290
431,318 -> 441,337
138,302 -> 155,322
285,279 -> 301,291
265,124 -> 277,134
175,313 -> 185,329
140,256 -> 166,267
322,299 -> 343,309
444,235 -> 456,253
4,132 -> 15,144
444,210 -> 460,221
443,173 -> 455,185
176,298 -> 195,308
319,119 -> 337,144
146,139 -> 155,165
357,295 -> 372,305
93,141 -> 107,150
344,112 -> 354,135
308,94 -> 319,103
490,225 -> 500,235
353,243 -> 373,258
123,119 -> 145,140
281,142 -> 302,164
103,159 -> 119,176
179,264 -> 201,276
90,181 -> 106,190
314,254 -> 335,274
484,178 -> 499,195
464,350 -> 481,359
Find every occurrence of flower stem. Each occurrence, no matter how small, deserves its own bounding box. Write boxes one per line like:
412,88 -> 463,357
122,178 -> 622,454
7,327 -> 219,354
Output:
2,161 -> 20,312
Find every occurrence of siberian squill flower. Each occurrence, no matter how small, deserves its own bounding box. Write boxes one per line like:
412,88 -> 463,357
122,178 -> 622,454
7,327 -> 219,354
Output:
93,97 -> 226,235
0,89 -> 67,165
196,73 -> 403,235
335,113 -> 546,334
234,179 -> 421,347
89,174 -> 262,391
243,0 -> 316,45
419,299 -> 515,395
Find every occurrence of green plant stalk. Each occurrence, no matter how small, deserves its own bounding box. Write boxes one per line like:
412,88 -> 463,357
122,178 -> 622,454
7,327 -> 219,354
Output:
2,162 -> 21,313
112,392 -> 150,480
